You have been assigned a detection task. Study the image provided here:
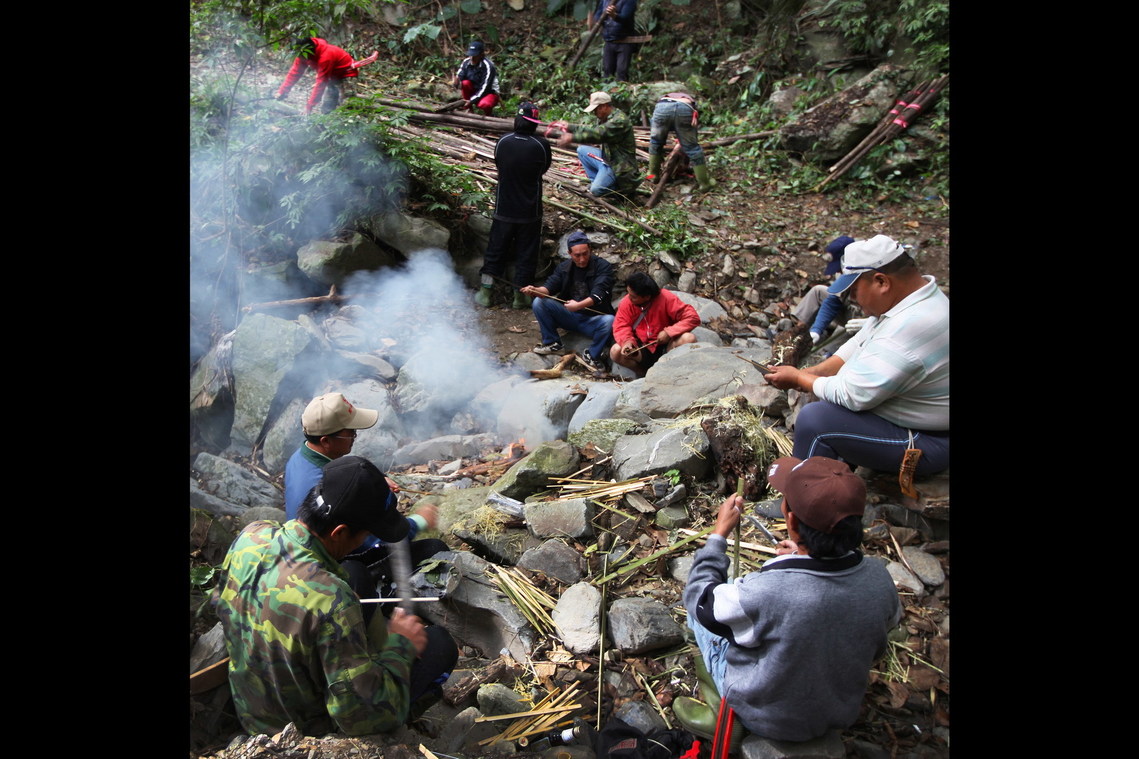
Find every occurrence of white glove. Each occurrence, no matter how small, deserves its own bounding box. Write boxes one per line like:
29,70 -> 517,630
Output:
810,331 -> 821,344
845,318 -> 869,334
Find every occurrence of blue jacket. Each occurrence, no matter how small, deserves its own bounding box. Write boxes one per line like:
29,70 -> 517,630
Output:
594,0 -> 638,41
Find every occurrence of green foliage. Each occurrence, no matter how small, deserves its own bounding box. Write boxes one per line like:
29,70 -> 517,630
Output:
664,468 -> 681,485
403,22 -> 443,45
190,564 -> 217,587
192,0 -> 380,44
817,0 -> 949,78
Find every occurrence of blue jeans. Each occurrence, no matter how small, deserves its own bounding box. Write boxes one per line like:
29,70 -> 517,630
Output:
576,145 -> 618,197
532,296 -> 614,359
792,400 -> 950,475
688,614 -> 729,696
649,100 -> 706,166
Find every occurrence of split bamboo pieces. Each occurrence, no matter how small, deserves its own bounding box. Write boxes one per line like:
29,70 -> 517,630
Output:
487,565 -> 558,636
477,681 -> 584,746
548,474 -> 656,503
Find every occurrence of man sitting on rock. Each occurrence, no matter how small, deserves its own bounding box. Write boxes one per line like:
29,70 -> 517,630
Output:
284,392 -> 446,622
520,230 -> 615,371
609,271 -> 699,377
215,455 -> 458,737
763,234 -> 949,477
679,456 -> 901,744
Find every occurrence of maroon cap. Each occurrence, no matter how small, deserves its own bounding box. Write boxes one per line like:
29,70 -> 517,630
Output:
765,456 -> 866,533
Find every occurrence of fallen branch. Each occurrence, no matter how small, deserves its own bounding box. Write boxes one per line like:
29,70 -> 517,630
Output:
242,285 -> 345,313
645,143 -> 684,210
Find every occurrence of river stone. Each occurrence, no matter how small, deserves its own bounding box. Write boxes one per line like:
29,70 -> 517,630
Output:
523,498 -> 595,540
568,417 -> 639,452
552,582 -> 602,654
492,440 -> 581,500
900,546 -> 945,588
607,597 -> 685,655
638,343 -> 773,418
517,540 -> 584,584
229,313 -> 315,454
612,423 -> 711,481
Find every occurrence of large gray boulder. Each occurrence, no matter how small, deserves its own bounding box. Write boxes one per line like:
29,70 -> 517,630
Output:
639,343 -> 773,418
297,233 -> 401,287
229,313 -> 316,454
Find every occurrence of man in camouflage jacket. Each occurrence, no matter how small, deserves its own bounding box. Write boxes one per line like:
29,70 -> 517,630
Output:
557,91 -> 639,198
214,456 -> 456,736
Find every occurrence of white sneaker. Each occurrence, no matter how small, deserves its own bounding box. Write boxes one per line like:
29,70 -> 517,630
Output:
533,341 -> 563,355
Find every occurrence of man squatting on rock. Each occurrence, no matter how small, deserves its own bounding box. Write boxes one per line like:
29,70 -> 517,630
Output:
214,456 -> 458,737
284,392 -> 446,624
610,271 -> 700,377
679,456 -> 901,742
764,234 -> 949,476
521,230 -> 616,372
475,102 -> 553,310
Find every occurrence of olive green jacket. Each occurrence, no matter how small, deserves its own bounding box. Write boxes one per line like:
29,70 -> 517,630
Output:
213,520 -> 417,736
571,107 -> 639,190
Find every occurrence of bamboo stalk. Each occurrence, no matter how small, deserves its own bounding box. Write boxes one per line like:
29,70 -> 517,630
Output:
545,196 -> 632,234
593,525 -> 717,585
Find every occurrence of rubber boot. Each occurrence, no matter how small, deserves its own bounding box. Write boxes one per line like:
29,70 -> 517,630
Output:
673,697 -> 747,751
672,697 -> 717,740
694,654 -> 721,713
512,291 -> 532,310
647,152 -> 662,182
474,285 -> 493,307
694,163 -> 717,192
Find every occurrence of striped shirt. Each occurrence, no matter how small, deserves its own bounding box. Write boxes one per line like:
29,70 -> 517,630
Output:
813,276 -> 949,431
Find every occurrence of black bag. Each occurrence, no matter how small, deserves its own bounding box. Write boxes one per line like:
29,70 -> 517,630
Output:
593,717 -> 697,759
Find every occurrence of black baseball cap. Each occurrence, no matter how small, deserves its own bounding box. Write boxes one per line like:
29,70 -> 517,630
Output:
317,456 -> 408,542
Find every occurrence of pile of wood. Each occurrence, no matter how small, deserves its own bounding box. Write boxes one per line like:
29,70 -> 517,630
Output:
815,74 -> 949,191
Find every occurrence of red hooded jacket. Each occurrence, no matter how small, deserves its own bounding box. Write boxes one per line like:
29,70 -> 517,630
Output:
276,38 -> 358,114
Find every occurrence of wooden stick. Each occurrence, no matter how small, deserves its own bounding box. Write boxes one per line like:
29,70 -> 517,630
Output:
358,596 -> 442,604
567,18 -> 605,67
624,338 -> 660,356
242,285 -> 344,313
645,143 -> 683,210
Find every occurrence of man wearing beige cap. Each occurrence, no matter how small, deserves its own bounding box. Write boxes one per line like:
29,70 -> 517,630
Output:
284,393 -> 443,622
284,392 -> 384,518
556,91 -> 638,198
679,456 -> 901,744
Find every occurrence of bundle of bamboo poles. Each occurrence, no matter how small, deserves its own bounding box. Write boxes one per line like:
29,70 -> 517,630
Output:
486,565 -> 558,637
476,681 -> 585,746
814,73 -> 949,191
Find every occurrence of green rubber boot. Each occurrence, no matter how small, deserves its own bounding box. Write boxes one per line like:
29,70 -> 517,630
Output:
672,697 -> 747,751
694,654 -> 721,713
647,152 -> 663,182
672,697 -> 717,740
693,163 -> 717,192
474,285 -> 493,307
512,291 -> 533,310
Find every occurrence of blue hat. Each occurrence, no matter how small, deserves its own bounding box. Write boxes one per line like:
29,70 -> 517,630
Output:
566,230 -> 591,249
828,235 -> 907,295
466,40 -> 485,56
824,236 -> 855,277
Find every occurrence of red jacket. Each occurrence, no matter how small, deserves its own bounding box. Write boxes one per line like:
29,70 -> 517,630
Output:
277,38 -> 358,114
613,288 -> 700,354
